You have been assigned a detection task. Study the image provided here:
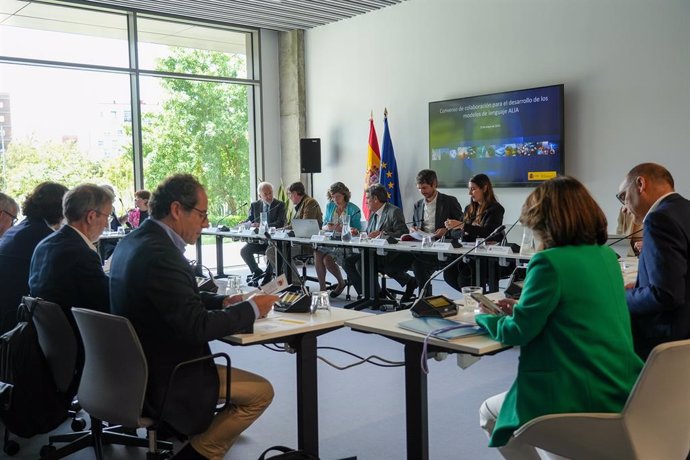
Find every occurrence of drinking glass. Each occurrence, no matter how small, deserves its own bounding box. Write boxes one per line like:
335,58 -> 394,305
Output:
520,227 -> 536,255
359,232 -> 369,242
309,291 -> 331,314
461,286 -> 483,313
227,275 -> 242,294
422,236 -> 433,248
214,278 -> 228,295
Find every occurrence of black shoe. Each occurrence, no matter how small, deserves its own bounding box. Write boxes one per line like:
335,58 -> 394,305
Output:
329,282 -> 346,298
260,272 -> 274,286
401,278 -> 419,303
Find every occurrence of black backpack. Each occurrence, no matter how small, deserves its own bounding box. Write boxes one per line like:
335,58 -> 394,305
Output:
0,298 -> 72,438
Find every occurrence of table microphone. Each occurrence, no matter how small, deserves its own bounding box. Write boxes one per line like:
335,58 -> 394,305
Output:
216,202 -> 248,231
500,216 -> 521,246
264,232 -> 311,313
607,228 -> 643,247
409,224 -> 506,316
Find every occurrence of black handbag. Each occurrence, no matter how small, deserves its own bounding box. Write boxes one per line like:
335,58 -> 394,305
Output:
258,445 -> 319,460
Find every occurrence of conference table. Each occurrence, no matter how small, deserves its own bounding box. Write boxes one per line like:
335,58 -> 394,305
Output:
221,307 -> 371,457
197,227 -> 533,304
345,307 -> 510,460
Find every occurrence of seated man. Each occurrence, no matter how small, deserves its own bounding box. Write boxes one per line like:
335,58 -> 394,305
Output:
0,192 -> 19,238
265,181 -> 322,281
110,174 -> 277,459
240,181 -> 286,285
344,184 -> 417,302
410,169 -> 463,295
29,183 -> 113,317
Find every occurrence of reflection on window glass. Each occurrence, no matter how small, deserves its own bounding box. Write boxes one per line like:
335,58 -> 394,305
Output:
0,0 -> 128,67
141,71 -> 250,221
0,64 -> 133,210
137,17 -> 248,78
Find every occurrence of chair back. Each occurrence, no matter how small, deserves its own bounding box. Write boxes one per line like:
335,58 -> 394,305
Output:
622,338 -> 690,459
72,308 -> 148,428
29,297 -> 77,394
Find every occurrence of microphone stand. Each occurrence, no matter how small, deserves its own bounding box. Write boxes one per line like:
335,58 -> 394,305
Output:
407,224 -> 506,313
607,228 -> 643,247
264,232 -> 312,313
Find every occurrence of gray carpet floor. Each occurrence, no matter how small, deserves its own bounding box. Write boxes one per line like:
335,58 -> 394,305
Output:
5,256 -> 514,460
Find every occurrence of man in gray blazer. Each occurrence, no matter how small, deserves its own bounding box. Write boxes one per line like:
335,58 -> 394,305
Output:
343,184 -> 417,302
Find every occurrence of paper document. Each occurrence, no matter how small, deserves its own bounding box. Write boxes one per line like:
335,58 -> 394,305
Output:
398,316 -> 486,340
241,274 -> 291,299
408,230 -> 435,241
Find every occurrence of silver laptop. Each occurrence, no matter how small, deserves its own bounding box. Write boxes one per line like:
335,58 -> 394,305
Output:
291,219 -> 321,238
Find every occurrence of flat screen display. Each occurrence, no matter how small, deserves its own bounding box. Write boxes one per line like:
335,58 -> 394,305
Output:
429,84 -> 564,187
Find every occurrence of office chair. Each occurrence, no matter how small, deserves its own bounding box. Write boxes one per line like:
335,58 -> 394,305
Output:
513,339 -> 690,460
41,308 -> 231,460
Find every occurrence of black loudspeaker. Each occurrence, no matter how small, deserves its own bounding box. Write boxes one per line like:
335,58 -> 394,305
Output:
300,138 -> 321,173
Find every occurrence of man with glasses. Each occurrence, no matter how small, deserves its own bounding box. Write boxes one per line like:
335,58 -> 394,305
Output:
29,183 -> 113,318
110,174 -> 276,460
0,192 -> 19,238
618,163 -> 690,359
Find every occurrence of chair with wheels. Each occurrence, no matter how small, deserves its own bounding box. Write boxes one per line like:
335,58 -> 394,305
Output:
40,308 -> 230,460
513,339 -> 690,460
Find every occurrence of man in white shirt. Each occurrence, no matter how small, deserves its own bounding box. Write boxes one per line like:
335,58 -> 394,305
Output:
410,169 -> 463,295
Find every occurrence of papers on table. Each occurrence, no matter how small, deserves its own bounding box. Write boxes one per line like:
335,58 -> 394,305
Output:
241,274 -> 291,300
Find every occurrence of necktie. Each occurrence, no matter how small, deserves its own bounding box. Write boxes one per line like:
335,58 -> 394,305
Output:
370,213 -> 378,232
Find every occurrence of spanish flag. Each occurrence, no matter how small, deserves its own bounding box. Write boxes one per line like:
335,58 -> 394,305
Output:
362,114 -> 380,219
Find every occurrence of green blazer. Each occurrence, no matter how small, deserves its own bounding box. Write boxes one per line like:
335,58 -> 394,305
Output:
476,245 -> 643,447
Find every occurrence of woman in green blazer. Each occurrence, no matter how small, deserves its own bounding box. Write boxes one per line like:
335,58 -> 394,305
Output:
475,176 -> 644,459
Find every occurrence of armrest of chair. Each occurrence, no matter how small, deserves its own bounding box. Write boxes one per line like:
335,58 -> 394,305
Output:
158,352 -> 232,420
514,413 -> 633,460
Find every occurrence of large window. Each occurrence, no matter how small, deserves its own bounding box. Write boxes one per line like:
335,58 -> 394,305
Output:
0,0 -> 259,222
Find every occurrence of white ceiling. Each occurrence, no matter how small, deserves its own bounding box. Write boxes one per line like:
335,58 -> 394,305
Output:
52,0 -> 407,32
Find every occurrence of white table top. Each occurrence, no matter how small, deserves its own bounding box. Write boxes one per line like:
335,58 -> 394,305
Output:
345,309 -> 509,355
223,307 -> 372,345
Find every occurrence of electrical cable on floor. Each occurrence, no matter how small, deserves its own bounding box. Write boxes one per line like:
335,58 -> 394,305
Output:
259,343 -> 404,369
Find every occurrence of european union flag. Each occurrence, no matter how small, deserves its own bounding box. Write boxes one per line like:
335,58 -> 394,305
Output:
380,111 -> 403,211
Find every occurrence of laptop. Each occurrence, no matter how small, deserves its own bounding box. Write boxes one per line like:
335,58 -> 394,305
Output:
291,218 -> 321,238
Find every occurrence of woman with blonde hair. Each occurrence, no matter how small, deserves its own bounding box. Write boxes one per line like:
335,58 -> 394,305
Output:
314,182 -> 362,297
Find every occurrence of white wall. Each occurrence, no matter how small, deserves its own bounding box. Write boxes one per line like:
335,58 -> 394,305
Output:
302,0 -> 690,232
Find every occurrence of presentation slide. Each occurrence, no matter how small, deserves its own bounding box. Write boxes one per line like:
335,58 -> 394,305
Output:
429,84 -> 564,187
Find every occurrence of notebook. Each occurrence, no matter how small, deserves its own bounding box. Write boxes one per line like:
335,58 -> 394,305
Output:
398,316 -> 487,341
291,218 -> 321,238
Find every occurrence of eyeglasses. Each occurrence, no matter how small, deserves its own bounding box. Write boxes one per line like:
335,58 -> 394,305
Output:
91,209 -> 113,224
1,209 -> 17,225
615,190 -> 626,205
187,206 -> 209,222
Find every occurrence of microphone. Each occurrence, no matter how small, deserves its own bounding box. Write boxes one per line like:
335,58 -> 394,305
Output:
216,202 -> 248,230
501,216 -> 521,246
409,224 -> 506,314
607,228 -> 643,247
264,231 -> 308,296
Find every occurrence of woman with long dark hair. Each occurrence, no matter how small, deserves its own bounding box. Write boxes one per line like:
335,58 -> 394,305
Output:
443,173 -> 505,291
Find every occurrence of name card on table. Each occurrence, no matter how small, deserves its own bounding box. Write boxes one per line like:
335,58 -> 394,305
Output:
311,234 -> 327,242
431,242 -> 452,250
273,231 -> 289,239
370,238 -> 389,246
486,245 -> 514,255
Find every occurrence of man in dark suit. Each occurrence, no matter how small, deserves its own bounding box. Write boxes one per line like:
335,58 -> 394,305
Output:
0,182 -> 67,333
29,184 -> 113,317
343,184 -> 417,301
410,169 -> 463,294
620,163 -> 690,359
0,192 -> 19,238
240,181 -> 286,285
110,174 -> 276,460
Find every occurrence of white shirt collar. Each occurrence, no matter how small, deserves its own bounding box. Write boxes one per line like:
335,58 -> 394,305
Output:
68,224 -> 98,252
150,218 -> 187,253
